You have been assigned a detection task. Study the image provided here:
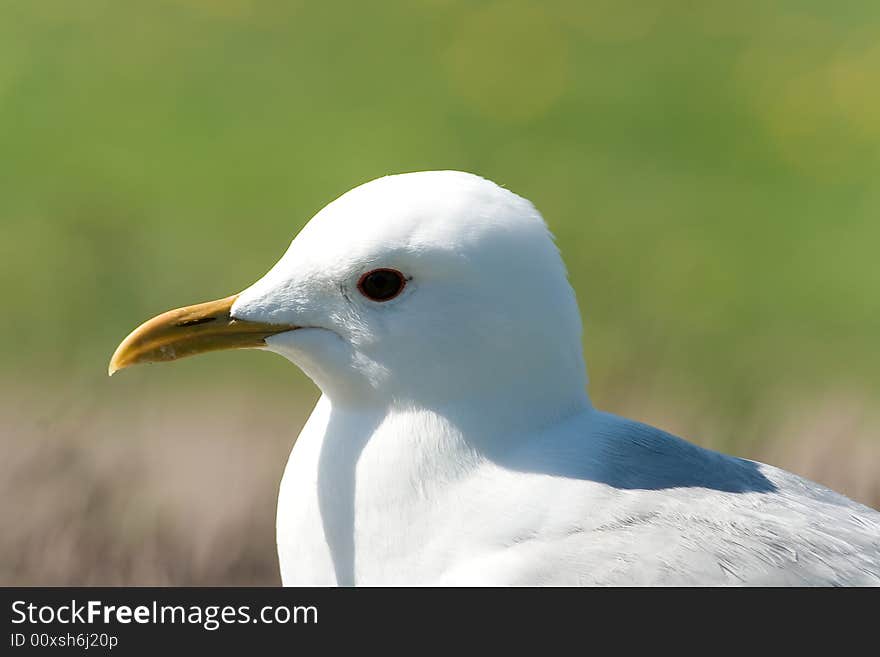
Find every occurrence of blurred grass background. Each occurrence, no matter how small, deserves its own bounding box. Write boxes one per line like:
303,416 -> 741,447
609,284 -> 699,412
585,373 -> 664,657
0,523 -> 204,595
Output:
1,0 -> 878,584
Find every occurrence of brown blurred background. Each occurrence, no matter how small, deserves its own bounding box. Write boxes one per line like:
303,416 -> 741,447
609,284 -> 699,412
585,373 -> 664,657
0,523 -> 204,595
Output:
1,1 -> 878,585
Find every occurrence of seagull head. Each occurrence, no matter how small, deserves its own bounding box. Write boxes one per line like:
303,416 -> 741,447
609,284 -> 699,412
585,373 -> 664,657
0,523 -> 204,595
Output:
110,171 -> 588,411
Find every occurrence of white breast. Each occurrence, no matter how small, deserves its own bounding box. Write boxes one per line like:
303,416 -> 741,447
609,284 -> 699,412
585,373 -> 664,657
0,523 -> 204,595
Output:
276,396 -> 337,585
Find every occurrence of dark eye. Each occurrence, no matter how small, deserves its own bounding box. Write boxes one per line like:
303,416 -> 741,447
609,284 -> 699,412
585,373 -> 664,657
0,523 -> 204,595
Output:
357,268 -> 407,302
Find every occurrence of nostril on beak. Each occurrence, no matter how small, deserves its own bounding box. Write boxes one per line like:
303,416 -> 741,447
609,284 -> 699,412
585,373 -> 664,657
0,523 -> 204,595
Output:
175,317 -> 218,328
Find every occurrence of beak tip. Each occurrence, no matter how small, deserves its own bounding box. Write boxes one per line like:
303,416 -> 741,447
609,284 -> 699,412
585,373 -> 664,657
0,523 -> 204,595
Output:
108,346 -> 127,377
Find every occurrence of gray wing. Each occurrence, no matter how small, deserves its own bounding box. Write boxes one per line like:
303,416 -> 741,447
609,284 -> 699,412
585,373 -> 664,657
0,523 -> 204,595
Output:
591,416 -> 880,585
502,412 -> 880,585
579,468 -> 880,585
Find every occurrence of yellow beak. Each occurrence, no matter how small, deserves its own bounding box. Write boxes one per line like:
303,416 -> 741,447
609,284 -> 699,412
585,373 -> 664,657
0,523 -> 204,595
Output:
108,294 -> 296,376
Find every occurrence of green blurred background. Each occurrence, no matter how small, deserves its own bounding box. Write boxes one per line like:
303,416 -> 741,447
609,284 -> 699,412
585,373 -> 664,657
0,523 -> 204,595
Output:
1,0 -> 878,584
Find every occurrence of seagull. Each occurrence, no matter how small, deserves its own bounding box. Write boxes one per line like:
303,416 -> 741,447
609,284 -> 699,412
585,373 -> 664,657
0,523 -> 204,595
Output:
110,171 -> 880,585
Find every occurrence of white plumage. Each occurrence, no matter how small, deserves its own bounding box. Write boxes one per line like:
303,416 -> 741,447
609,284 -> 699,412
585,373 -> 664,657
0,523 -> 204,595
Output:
228,171 -> 880,585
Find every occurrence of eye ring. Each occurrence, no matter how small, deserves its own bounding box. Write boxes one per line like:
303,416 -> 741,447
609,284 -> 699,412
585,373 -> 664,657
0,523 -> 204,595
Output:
357,268 -> 407,302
